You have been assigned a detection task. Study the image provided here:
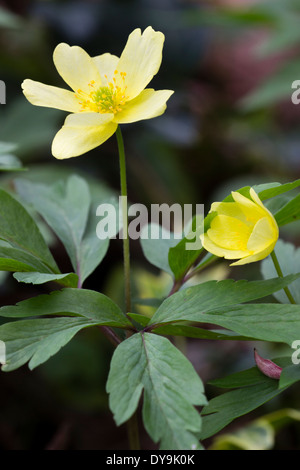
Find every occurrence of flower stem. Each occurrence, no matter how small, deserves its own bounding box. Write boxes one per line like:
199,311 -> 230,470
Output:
115,125 -> 140,450
270,250 -> 296,304
116,125 -> 131,314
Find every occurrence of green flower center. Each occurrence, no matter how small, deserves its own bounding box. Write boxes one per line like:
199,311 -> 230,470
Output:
75,71 -> 128,114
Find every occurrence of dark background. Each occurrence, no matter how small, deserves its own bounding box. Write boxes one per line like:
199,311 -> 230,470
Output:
0,0 -> 300,450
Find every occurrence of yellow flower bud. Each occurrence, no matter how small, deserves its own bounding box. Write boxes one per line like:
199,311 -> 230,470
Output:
200,188 -> 279,266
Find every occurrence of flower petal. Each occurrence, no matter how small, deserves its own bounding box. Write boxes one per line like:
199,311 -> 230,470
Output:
230,244 -> 276,266
210,201 -> 248,224
93,53 -> 119,83
247,217 -> 278,252
113,88 -> 174,124
200,233 -> 250,260
53,43 -> 102,94
116,26 -> 165,100
232,191 -> 266,221
208,215 -> 252,251
52,112 -> 117,159
21,79 -> 81,113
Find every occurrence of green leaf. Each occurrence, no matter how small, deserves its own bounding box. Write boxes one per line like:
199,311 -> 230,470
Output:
200,357 -> 292,440
0,154 -> 25,172
0,288 -> 130,327
168,215 -> 204,281
201,381 -> 286,440
13,272 -> 79,288
239,60 -> 300,111
200,304 -> 300,345
0,6 -> 23,29
0,142 -> 17,154
15,176 -> 115,285
261,240 -> 300,304
209,408 -> 300,450
149,275 -> 300,326
79,195 -> 118,283
209,357 -> 291,389
0,188 -> 59,273
0,317 -> 101,371
253,178 -> 300,201
140,224 -> 179,275
279,365 -> 300,389
15,176 -> 91,274
107,332 -> 206,450
153,324 -> 256,341
0,244 -> 53,273
127,313 -> 151,327
274,193 -> 300,226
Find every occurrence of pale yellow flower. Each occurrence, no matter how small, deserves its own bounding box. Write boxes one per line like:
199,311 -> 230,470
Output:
200,188 -> 279,266
21,27 -> 174,159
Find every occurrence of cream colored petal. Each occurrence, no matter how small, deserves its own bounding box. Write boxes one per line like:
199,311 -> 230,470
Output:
210,201 -> 248,224
53,43 -> 102,94
93,53 -> 119,83
231,191 -> 267,227
208,214 -> 252,251
113,88 -> 174,124
249,188 -> 266,208
52,112 -> 116,159
21,79 -> 81,113
200,233 -> 250,260
230,243 -> 276,266
115,26 -> 165,100
247,217 -> 278,252
249,188 -> 279,230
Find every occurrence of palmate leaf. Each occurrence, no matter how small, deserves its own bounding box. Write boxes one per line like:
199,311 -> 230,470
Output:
107,332 -> 207,450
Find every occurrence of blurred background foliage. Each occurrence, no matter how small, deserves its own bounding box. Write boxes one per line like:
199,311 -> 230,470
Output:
0,0 -> 300,450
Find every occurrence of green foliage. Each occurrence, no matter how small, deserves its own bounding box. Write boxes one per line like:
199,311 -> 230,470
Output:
0,142 -> 25,172
0,288 -> 129,325
149,275 -> 300,326
1,173 -> 300,449
107,332 -> 206,450
13,271 -> 79,288
0,288 -> 131,371
15,175 -> 117,285
201,357 -> 293,440
0,187 -> 59,274
140,223 -> 179,275
261,239 -> 300,304
0,317 -> 101,371
209,409 -> 300,450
